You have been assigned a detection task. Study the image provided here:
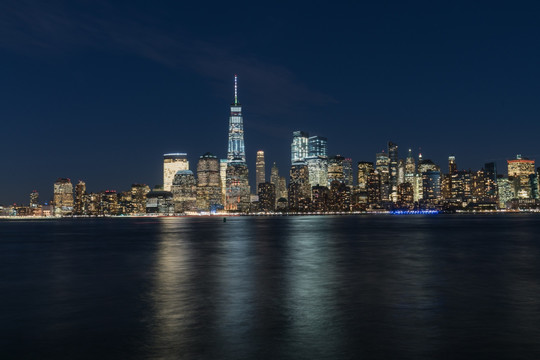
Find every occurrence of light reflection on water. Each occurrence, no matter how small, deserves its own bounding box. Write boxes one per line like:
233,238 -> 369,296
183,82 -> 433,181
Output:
1,215 -> 540,359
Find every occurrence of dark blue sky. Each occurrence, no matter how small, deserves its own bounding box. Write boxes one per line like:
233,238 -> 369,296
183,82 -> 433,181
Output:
1,1 -> 540,204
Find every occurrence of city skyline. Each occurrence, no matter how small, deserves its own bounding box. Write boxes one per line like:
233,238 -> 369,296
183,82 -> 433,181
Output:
1,2 -> 540,204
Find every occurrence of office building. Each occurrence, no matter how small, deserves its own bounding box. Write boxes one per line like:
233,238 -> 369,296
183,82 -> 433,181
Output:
171,170 -> 197,213
53,178 -> 74,216
388,141 -> 398,202
227,75 -> 246,162
306,155 -> 328,189
255,150 -> 265,189
258,182 -> 276,212
328,155 -> 345,185
291,131 -> 309,163
196,153 -> 222,211
308,136 -> 328,157
163,153 -> 189,191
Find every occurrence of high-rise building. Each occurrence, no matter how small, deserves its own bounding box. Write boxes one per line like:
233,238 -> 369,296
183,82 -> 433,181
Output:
376,152 -> 390,201
497,177 -> 514,208
306,156 -> 328,189
163,153 -> 189,191
508,155 -> 535,199
312,185 -> 331,212
146,188 -> 174,214
53,178 -> 74,216
448,156 -> 457,174
343,158 -> 353,186
258,182 -> 276,212
256,150 -> 265,189
131,184 -> 150,214
328,155 -> 345,186
196,153 -> 222,211
291,131 -> 309,163
329,180 -> 351,211
29,190 -> 39,209
388,142 -> 398,202
397,182 -> 414,208
367,170 -> 381,208
308,136 -> 328,157
225,162 -> 250,212
270,162 -> 279,186
422,170 -> 441,202
74,181 -> 86,215
405,149 -> 416,184
397,159 -> 405,185
220,159 -> 228,205
101,190 -> 119,215
171,170 -> 197,213
277,176 -> 287,202
289,163 -> 310,211
227,75 -> 246,162
357,161 -> 374,191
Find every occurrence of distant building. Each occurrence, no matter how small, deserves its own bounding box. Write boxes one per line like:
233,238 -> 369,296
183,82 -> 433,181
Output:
101,190 -> 119,215
376,152 -> 390,201
422,170 -> 441,202
343,158 -> 353,186
405,149 -> 416,185
196,153 -> 222,211
53,178 -> 73,216
258,182 -> 276,212
289,163 -> 310,211
131,184 -> 150,214
312,185 -> 331,212
225,162 -> 250,212
508,155 -> 535,199
328,155 -> 345,186
329,180 -> 351,211
163,153 -> 189,191
227,75 -> 246,163
308,136 -> 328,157
357,161 -> 374,191
29,190 -> 39,209
388,141 -> 398,202
291,131 -> 309,163
306,156 -> 328,189
255,150 -> 265,190
171,170 -> 197,213
146,189 -> 174,214
74,181 -> 86,215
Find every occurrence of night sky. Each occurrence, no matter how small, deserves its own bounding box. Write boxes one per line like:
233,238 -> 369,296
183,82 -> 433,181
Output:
1,1 -> 539,204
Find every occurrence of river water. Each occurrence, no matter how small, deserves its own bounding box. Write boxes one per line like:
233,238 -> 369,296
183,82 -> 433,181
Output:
1,215 -> 540,359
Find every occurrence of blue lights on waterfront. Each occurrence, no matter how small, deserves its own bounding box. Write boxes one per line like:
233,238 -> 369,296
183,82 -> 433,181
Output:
391,210 -> 439,215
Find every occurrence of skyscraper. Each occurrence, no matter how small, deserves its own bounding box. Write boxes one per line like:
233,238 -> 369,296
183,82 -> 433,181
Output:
227,75 -> 246,162
291,131 -> 309,163
306,156 -> 328,189
343,158 -> 353,186
376,152 -> 390,201
270,162 -> 279,186
29,190 -> 39,208
388,142 -> 398,202
163,153 -> 189,191
357,161 -> 374,191
74,180 -> 86,215
308,136 -> 328,157
196,153 -> 222,211
171,170 -> 197,213
405,149 -> 416,184
328,155 -> 345,185
256,150 -> 265,189
508,155 -> 535,199
53,178 -> 74,216
289,163 -> 310,211
449,156 -> 457,174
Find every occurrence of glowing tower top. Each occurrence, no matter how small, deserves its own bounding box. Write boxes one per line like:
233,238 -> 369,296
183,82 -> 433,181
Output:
227,75 -> 245,163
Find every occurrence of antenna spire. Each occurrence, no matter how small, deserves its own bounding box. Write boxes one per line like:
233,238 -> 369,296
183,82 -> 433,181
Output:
234,74 -> 238,105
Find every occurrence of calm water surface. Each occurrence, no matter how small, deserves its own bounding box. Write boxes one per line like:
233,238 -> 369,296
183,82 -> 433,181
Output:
1,215 -> 540,359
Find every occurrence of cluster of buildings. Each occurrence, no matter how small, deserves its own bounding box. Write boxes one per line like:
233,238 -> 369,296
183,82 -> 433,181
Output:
4,75 -> 540,216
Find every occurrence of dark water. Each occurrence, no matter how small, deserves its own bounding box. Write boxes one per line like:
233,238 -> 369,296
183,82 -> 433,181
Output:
1,215 -> 540,359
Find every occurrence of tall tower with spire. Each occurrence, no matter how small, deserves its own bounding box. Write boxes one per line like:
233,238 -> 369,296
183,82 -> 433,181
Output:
227,75 -> 246,163
225,75 -> 250,212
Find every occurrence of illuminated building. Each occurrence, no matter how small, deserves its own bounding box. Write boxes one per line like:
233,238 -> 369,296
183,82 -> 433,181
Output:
422,170 -> 441,202
29,190 -> 39,208
328,155 -> 345,186
405,149 -> 416,185
118,191 -> 132,215
418,158 -> 439,174
131,184 -> 150,214
220,159 -> 228,205
291,131 -> 309,163
270,162 -> 279,186
312,185 -> 331,212
227,75 -> 246,162
397,159 -> 405,185
306,156 -> 328,189
53,178 -> 74,216
163,153 -> 189,191
448,156 -> 457,174
146,189 -> 174,214
343,158 -> 353,186
74,181 -> 86,215
508,155 -> 536,199
472,170 -> 487,203
376,152 -> 390,201
258,182 -> 276,212
101,190 -> 119,215
171,170 -> 197,213
277,176 -> 288,202
308,136 -> 328,157
225,162 -> 250,212
357,161 -> 374,191
196,153 -> 222,211
329,180 -> 351,211
367,170 -> 381,208
397,182 -> 414,208
388,141 -> 398,202
497,177 -> 514,208
255,150 -> 265,190
289,163 -> 310,211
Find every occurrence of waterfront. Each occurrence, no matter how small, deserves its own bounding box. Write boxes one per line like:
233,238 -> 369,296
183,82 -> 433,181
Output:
1,215 -> 540,359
